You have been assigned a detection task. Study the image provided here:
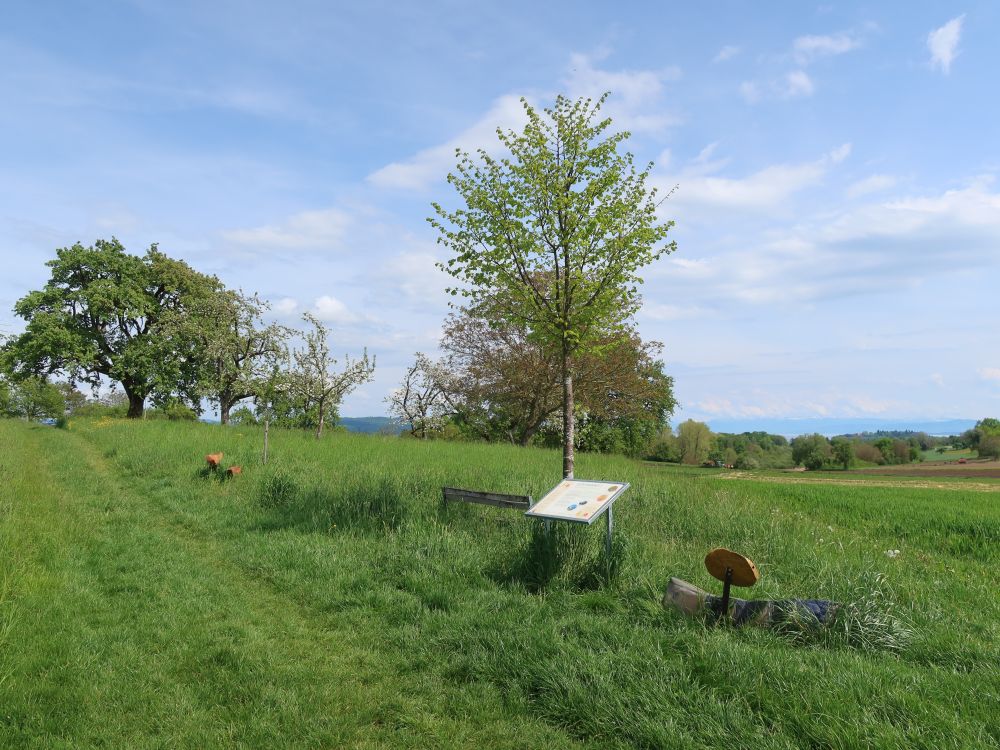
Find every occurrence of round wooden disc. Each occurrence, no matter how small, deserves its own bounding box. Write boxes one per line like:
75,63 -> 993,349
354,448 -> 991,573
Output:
704,548 -> 760,587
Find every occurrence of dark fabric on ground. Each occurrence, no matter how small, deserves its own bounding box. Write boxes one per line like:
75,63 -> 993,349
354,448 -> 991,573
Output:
707,594 -> 838,626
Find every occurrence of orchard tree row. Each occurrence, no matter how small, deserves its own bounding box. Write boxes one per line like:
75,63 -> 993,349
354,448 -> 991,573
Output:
0,238 -> 373,437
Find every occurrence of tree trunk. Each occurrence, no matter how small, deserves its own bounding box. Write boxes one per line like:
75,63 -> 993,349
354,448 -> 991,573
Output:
315,398 -> 324,439
562,347 -> 574,479
520,421 -> 541,447
219,396 -> 232,425
124,384 -> 145,419
263,416 -> 270,464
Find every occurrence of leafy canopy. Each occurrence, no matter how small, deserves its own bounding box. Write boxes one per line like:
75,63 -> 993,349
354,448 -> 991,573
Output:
430,93 -> 676,354
4,238 -> 219,415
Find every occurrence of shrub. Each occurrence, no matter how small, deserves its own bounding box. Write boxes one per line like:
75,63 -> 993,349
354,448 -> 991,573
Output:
163,402 -> 198,421
230,406 -> 258,426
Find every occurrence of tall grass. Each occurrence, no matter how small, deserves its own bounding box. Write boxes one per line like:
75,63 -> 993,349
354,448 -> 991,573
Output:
2,418 -> 998,748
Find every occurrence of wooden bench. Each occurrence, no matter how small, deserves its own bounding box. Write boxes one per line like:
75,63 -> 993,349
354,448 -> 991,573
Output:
441,486 -> 532,511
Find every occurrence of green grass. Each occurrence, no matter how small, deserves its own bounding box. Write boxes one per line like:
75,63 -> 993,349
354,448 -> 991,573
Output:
920,447 -> 977,461
1,418 -> 998,748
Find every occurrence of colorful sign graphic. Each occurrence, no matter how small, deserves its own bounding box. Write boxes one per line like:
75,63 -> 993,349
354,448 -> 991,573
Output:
524,479 -> 630,524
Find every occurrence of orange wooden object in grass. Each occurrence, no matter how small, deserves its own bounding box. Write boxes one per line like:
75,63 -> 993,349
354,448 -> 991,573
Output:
705,547 -> 759,623
206,452 -> 223,469
226,466 -> 242,477
705,548 -> 760,587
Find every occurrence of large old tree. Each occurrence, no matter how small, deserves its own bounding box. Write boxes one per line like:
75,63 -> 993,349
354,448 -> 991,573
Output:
431,94 -> 675,477
3,238 -> 218,418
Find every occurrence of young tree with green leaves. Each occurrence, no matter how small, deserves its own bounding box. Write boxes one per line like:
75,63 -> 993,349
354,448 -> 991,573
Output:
431,94 -> 675,478
162,290 -> 290,424
291,313 -> 375,439
677,419 -> 714,465
6,376 -> 65,421
974,417 -> 1000,460
3,238 -> 220,418
792,433 -> 832,470
832,438 -> 854,470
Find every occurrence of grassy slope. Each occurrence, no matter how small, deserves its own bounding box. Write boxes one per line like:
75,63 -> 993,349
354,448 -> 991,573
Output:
1,419 -> 998,749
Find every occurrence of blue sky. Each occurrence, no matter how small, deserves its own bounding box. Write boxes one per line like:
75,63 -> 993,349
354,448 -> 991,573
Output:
2,1 -> 998,424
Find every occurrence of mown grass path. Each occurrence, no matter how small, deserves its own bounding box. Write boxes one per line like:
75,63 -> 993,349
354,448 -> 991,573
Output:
0,423 -> 572,748
2,419 -> 999,749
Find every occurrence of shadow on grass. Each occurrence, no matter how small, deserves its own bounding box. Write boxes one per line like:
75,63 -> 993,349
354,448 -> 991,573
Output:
488,520 -> 626,593
195,466 -> 234,484
253,472 -> 405,535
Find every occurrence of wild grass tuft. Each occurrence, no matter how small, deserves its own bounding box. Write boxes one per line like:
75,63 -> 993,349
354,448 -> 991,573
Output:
259,470 -> 299,509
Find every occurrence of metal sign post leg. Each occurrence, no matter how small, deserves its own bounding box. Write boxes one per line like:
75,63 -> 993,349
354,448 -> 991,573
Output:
605,505 -> 614,578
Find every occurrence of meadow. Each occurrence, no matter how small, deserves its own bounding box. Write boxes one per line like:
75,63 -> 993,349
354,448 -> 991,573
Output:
1,418 -> 998,749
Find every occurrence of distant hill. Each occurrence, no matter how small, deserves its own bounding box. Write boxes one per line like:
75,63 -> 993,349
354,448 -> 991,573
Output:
338,416 -> 402,434
703,418 -> 977,439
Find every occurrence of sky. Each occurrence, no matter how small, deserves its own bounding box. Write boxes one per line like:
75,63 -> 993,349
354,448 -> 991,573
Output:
2,1 -> 999,425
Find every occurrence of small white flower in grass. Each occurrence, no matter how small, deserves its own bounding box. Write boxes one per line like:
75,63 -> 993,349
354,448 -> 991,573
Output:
885,549 -> 901,558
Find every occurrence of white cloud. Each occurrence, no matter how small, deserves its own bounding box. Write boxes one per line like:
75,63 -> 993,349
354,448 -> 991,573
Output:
930,373 -> 945,387
783,70 -> 815,98
272,297 -> 298,316
713,45 -> 740,63
741,70 -> 815,102
367,52 -> 682,192
641,303 -> 715,321
379,251 -> 453,305
312,294 -> 359,324
793,33 -> 861,63
928,15 -> 964,74
846,174 -> 898,198
740,28 -> 864,103
563,52 -> 682,134
660,143 -> 850,210
980,368 -> 1000,382
659,176 -> 1000,309
222,208 -> 352,250
690,392 -> 899,419
367,94 -> 527,191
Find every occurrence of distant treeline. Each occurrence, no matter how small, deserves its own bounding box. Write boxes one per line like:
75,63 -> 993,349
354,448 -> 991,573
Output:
645,418 -> 1000,469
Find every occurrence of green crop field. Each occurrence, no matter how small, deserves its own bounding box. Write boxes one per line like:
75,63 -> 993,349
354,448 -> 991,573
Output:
1,419 -> 998,749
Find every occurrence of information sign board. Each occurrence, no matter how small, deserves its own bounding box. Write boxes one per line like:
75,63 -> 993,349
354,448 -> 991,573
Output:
524,479 -> 629,525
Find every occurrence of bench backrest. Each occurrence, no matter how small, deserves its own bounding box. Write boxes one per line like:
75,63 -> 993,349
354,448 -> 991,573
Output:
441,486 -> 532,511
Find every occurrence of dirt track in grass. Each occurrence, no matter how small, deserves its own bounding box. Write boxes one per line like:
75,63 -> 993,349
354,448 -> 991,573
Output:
719,470 -> 1000,492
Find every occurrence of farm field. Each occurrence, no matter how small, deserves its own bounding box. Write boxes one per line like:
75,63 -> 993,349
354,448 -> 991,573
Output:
1,419 -> 998,749
853,459 -> 1000,479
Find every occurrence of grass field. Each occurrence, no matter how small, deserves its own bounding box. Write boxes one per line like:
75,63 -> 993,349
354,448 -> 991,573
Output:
1,418 -> 998,749
920,447 -> 977,462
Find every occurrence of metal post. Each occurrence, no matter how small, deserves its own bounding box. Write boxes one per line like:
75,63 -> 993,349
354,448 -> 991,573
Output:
605,505 -> 614,578
720,567 -> 733,622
